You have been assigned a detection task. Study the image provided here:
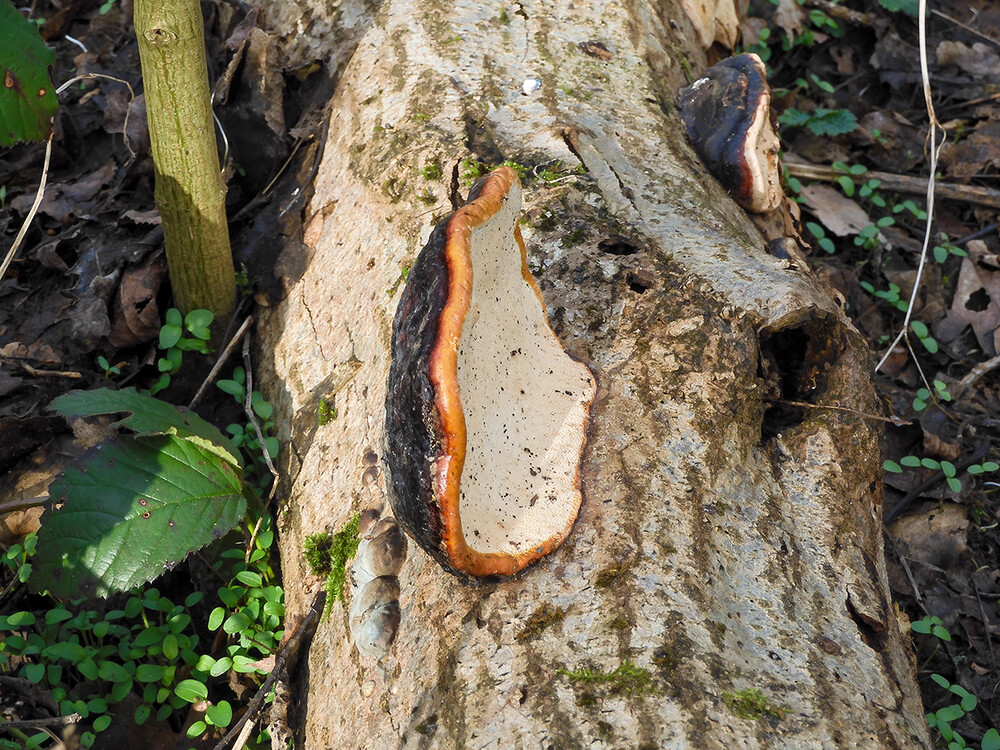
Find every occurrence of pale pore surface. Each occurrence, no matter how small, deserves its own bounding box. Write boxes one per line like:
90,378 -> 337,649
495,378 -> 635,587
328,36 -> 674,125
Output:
455,185 -> 595,555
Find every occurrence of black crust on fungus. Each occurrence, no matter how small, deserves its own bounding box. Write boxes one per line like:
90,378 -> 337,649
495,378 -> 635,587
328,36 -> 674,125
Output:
678,53 -> 770,207
385,219 -> 450,569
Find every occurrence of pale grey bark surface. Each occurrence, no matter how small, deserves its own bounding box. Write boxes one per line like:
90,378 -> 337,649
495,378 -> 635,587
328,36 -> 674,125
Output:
255,0 -> 931,746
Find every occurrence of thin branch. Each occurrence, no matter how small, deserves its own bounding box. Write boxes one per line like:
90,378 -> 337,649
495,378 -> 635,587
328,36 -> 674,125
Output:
0,712 -> 82,730
0,136 -> 52,286
189,315 -> 254,409
241,335 -> 279,500
210,591 -> 326,750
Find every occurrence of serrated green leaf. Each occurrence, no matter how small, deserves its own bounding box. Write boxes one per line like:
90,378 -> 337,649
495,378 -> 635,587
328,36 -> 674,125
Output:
778,108 -> 812,128
876,0 -> 919,15
49,388 -> 240,467
0,0 -> 57,145
32,435 -> 245,598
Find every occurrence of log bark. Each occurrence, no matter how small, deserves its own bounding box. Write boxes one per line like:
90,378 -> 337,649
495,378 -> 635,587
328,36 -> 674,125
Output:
255,0 -> 932,746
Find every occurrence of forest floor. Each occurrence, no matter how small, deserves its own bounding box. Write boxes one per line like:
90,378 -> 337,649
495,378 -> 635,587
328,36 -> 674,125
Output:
0,0 -> 999,747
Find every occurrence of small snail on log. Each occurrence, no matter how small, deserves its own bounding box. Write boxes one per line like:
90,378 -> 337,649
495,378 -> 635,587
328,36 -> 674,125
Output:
384,167 -> 596,581
678,53 -> 783,214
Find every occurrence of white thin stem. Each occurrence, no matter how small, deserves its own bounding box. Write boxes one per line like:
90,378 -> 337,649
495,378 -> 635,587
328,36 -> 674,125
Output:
875,0 -> 945,374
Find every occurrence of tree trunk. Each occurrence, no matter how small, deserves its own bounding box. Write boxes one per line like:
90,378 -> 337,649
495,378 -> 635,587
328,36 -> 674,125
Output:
255,0 -> 931,746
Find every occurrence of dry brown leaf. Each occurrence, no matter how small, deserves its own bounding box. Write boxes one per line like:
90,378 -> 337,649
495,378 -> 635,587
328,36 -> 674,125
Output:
921,427 -> 961,461
801,184 -> 873,237
772,0 -> 804,43
888,503 -> 969,571
936,41 -> 1000,80
941,121 -> 1000,179
935,242 -> 1000,356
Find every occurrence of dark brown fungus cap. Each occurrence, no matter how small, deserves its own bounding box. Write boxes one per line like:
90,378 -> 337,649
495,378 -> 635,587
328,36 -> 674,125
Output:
385,166 -> 597,580
678,53 -> 783,214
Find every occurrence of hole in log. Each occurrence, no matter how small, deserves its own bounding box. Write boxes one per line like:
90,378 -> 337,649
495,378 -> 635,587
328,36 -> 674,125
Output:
758,317 -> 844,442
598,235 -> 640,255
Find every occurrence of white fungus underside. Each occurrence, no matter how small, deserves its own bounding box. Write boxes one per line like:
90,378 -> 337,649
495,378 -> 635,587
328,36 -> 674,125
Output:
456,184 -> 595,555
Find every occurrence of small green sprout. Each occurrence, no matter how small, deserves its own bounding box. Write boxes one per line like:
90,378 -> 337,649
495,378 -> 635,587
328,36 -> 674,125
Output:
909,321 -> 940,355
805,222 -> 835,254
97,355 -> 122,378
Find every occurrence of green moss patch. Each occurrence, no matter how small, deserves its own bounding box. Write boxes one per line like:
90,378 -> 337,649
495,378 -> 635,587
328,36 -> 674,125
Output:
722,688 -> 788,721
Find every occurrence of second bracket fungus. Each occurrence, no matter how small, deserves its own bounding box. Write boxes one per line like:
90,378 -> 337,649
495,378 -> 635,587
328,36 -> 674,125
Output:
385,166 -> 596,580
678,53 -> 783,214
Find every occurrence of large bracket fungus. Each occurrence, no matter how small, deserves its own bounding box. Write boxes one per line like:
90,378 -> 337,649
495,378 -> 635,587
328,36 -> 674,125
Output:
385,167 -> 596,580
678,53 -> 783,214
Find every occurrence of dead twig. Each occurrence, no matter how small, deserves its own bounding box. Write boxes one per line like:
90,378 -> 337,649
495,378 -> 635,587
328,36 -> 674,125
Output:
189,314 -> 254,409
803,0 -> 871,26
774,399 -> 909,425
20,363 -> 83,379
0,713 -> 82,731
783,159 -> 1000,210
210,590 -> 326,750
241,335 -> 279,498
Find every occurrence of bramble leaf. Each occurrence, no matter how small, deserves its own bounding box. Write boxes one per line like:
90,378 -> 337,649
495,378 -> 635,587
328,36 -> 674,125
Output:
0,0 -> 57,145
33,435 -> 246,597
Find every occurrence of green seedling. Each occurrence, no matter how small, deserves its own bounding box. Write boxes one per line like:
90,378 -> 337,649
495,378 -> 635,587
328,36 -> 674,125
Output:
911,615 -> 951,642
831,161 -> 867,197
933,234 -> 967,264
910,618 -> 1000,750
859,281 -> 908,312
858,178 -> 886,208
910,321 -> 940,355
96,355 -> 122,378
853,217 -> 894,250
150,308 -> 213,395
884,455 -> 960,492
892,198 -> 927,220
911,378 -> 950,411
805,222 -> 835,254
217,367 -> 279,491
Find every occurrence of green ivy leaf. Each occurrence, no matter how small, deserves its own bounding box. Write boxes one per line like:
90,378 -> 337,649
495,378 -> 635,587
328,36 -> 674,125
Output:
0,0 -> 58,145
